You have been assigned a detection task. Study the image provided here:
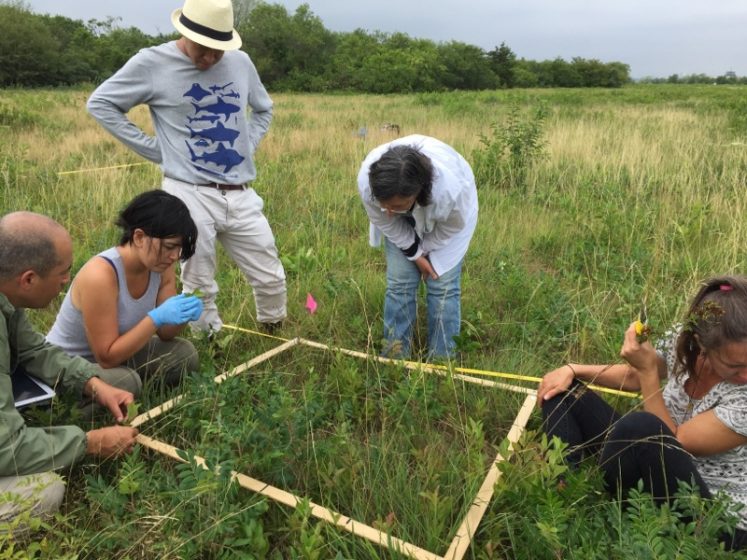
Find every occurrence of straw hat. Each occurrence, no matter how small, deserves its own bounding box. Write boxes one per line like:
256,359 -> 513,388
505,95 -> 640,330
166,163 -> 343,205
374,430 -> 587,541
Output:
171,0 -> 242,51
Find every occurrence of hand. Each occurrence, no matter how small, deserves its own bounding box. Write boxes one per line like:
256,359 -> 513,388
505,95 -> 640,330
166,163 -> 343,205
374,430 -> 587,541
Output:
147,294 -> 203,328
85,377 -> 134,423
86,426 -> 138,458
537,365 -> 575,406
620,322 -> 658,378
414,256 -> 438,281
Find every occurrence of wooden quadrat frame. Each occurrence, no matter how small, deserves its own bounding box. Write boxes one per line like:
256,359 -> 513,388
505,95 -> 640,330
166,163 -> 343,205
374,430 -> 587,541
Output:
131,336 -> 537,560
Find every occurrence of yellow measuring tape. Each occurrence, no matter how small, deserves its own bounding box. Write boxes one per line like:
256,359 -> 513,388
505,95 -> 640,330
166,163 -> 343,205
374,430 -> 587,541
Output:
57,162 -> 152,176
221,324 -> 639,399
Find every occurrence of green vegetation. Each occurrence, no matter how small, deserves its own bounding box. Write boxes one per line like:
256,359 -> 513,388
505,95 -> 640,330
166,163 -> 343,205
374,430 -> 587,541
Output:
0,0 -> 631,90
2,84 -> 747,557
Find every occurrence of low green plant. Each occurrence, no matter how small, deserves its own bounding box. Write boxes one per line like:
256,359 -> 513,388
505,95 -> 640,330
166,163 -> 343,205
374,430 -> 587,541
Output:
479,433 -> 746,559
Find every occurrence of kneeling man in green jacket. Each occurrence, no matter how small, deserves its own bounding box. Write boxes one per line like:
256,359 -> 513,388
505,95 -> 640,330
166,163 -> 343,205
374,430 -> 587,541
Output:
0,212 -> 140,536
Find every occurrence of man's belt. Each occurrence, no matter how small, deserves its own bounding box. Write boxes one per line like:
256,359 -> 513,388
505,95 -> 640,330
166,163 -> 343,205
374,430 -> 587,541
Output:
198,182 -> 245,191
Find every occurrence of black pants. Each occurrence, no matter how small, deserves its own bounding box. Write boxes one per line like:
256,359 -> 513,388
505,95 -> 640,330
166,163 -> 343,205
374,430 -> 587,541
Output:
542,380 -> 747,550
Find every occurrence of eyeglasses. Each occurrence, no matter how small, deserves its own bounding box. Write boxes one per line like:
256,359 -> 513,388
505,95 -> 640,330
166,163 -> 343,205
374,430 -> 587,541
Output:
380,207 -> 410,215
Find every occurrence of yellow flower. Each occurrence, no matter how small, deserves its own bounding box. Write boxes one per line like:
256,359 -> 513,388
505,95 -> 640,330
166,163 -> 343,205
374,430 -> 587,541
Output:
634,320 -> 650,342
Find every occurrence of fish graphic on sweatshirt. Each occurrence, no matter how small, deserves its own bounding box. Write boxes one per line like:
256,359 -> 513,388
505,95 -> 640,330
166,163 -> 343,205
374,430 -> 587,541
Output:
210,82 -> 234,93
187,114 -> 221,125
185,140 -> 245,173
186,122 -> 240,147
191,97 -> 240,121
183,83 -> 212,101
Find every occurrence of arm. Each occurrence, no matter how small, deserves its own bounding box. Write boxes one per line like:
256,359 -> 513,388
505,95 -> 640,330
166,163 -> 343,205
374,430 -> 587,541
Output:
621,322 -> 679,433
537,362 -> 645,406
618,322 -> 734,450
87,53 -> 162,163
0,321 -> 86,474
675,411 -> 747,456
74,259 -> 160,369
76,261 -> 197,367
3,315 -> 138,473
538,324 -> 668,406
244,56 -> 273,153
420,187 -> 467,256
151,267 -> 184,341
83,376 -> 134,423
0,373 -> 88,475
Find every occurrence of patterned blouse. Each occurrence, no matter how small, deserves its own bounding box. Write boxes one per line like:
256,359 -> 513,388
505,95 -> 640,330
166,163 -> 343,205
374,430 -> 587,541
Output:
658,331 -> 747,529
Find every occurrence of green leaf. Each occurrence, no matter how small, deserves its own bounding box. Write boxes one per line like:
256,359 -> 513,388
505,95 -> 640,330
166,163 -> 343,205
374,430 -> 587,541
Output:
124,402 -> 140,425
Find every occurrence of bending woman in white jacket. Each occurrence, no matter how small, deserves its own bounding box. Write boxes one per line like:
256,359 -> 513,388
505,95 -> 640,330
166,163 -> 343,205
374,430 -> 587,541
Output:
358,135 -> 478,359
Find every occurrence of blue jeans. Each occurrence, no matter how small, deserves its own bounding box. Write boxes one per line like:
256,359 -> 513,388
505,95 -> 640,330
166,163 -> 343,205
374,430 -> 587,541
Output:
383,239 -> 462,359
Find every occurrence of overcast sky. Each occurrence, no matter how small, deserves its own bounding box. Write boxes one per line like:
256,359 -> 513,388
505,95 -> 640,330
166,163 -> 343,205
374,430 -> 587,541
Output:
24,0 -> 747,78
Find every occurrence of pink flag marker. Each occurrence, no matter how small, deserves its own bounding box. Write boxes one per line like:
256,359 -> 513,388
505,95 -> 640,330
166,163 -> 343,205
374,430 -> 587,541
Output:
305,293 -> 318,314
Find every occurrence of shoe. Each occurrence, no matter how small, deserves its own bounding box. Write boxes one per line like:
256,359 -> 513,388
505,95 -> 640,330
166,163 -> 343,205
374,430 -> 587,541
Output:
259,321 -> 283,335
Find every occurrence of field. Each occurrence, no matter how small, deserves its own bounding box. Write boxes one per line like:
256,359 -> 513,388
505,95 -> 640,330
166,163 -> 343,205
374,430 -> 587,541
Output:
2,84 -> 747,558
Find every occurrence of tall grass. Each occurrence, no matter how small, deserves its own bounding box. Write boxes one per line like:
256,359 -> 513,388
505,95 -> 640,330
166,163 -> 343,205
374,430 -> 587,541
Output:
1,84 -> 747,558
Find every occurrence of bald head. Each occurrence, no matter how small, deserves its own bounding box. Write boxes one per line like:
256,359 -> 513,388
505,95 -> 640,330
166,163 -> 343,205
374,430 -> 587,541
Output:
0,212 -> 71,282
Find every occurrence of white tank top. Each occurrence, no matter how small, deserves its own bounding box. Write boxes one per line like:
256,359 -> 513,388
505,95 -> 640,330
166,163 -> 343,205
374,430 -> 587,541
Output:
46,247 -> 161,362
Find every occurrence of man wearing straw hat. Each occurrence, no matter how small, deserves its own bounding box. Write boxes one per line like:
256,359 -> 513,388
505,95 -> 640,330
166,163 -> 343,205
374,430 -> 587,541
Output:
87,0 -> 287,335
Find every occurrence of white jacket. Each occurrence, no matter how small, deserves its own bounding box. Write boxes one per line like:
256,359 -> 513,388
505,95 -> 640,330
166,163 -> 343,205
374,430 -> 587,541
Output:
358,135 -> 478,276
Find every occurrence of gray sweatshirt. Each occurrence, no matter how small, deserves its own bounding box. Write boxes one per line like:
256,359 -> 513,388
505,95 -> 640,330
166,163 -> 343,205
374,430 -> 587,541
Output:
87,41 -> 273,185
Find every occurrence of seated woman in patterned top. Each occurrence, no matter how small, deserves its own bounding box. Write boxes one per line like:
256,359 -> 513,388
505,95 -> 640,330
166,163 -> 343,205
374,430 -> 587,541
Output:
538,275 -> 747,551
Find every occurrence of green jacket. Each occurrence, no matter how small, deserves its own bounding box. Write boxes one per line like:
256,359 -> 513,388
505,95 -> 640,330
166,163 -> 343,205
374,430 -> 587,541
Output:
0,293 -> 98,475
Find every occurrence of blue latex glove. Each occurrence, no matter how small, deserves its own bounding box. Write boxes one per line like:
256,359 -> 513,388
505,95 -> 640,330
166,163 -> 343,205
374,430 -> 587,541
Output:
147,294 -> 204,328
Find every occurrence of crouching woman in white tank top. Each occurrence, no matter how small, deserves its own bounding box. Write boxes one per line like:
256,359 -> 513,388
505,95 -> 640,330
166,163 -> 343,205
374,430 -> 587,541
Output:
47,190 -> 203,387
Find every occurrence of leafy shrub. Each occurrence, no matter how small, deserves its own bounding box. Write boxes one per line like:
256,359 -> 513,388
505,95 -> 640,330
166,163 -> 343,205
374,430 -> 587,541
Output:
472,104 -> 548,190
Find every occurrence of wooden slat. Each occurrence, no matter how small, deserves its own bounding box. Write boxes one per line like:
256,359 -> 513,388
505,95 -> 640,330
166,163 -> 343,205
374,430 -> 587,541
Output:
296,338 -> 534,395
131,338 -> 299,428
443,393 -> 537,560
137,434 -> 444,560
213,337 -> 299,384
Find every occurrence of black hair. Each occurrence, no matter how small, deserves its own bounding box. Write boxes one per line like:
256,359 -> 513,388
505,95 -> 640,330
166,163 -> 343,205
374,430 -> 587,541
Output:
116,190 -> 197,261
674,275 -> 747,380
368,144 -> 433,207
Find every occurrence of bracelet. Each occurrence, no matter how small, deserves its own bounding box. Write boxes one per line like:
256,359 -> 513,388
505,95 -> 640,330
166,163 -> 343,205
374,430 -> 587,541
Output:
566,363 -> 577,377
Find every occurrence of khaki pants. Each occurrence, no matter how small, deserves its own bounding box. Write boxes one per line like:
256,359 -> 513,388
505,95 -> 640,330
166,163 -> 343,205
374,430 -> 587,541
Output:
163,177 -> 287,330
80,336 -> 196,421
0,472 -> 65,539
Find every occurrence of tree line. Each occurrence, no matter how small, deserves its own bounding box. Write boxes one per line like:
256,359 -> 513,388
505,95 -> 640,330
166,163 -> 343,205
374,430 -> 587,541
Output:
1,1 -> 634,91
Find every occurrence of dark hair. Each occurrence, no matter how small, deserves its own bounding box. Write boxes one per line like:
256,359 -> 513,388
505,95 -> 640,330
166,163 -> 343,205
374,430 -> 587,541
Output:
116,190 -> 197,261
674,275 -> 747,380
368,144 -> 433,206
0,213 -> 63,281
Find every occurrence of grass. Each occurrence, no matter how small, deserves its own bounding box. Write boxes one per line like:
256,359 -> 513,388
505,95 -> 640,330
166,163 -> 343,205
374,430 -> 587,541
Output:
1,83 -> 747,558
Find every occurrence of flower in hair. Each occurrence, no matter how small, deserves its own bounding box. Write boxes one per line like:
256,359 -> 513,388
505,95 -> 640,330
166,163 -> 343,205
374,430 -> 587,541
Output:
683,300 -> 725,332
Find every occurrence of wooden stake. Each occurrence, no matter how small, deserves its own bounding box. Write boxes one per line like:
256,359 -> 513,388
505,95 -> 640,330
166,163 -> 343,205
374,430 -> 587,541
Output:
443,393 -> 537,560
137,434 -> 444,560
